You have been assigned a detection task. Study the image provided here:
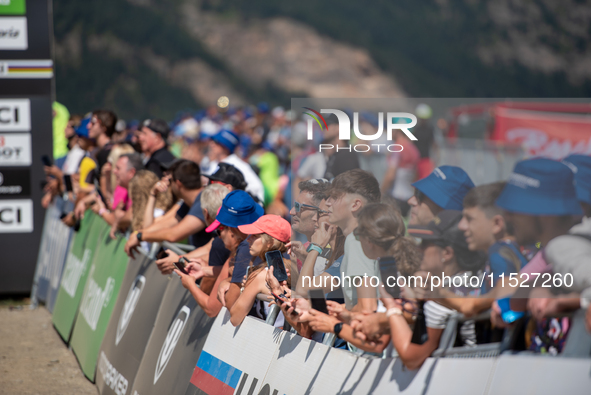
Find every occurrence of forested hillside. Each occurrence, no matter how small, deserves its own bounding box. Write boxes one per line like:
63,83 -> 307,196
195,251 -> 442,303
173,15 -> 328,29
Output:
54,0 -> 591,119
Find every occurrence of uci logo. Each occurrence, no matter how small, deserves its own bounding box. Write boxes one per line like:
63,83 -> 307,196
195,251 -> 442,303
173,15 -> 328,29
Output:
115,275 -> 146,346
154,306 -> 191,384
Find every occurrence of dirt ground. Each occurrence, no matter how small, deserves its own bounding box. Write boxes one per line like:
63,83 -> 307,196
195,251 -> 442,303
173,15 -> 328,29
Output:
0,304 -> 97,395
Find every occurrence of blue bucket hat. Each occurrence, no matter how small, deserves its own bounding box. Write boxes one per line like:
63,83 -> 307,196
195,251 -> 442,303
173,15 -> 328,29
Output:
205,190 -> 264,232
412,166 -> 475,210
496,158 -> 582,216
75,116 -> 91,138
211,129 -> 239,154
562,154 -> 591,206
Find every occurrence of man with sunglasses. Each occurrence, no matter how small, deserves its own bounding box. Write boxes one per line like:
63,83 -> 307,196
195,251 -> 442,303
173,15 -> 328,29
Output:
138,119 -> 176,178
290,179 -> 332,269
408,165 -> 475,226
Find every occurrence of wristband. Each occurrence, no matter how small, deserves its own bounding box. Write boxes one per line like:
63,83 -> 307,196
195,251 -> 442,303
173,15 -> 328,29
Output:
333,322 -> 343,338
306,243 -> 323,254
386,307 -> 403,318
98,208 -> 108,217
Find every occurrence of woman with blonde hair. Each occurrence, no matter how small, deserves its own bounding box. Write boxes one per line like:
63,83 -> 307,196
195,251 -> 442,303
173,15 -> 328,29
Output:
228,215 -> 294,326
128,170 -> 174,232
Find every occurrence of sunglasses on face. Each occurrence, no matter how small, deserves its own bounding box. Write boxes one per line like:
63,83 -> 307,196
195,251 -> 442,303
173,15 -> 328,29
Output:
216,225 -> 226,237
294,201 -> 328,215
414,189 -> 426,204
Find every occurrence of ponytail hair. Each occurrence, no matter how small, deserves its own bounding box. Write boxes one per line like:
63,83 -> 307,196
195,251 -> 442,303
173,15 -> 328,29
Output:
357,203 -> 421,277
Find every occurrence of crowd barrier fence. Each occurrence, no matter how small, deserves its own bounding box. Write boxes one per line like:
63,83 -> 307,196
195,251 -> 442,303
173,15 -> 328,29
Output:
28,210 -> 591,395
30,197 -> 75,312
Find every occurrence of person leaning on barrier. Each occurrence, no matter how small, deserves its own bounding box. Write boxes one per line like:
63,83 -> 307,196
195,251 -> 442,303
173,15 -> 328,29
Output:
290,178 -> 332,270
159,184 -> 230,287
407,165 -> 474,226
379,210 -> 485,370
323,169 -> 381,312
124,160 -> 212,258
174,185 -> 237,317
87,153 -> 144,237
496,158 -> 583,353
203,190 -> 264,309
438,182 -> 530,320
295,198 -> 345,298
304,203 -> 421,354
154,164 -> 245,276
128,170 -> 174,233
228,215 -> 293,326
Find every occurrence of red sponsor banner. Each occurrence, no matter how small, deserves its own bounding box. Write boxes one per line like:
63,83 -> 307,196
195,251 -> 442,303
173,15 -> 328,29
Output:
492,107 -> 591,159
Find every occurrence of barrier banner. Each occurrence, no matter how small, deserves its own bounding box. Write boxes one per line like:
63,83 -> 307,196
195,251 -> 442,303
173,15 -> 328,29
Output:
96,251 -> 170,395
30,197 -> 74,312
52,212 -> 108,342
128,276 -> 214,395
69,230 -> 129,381
185,309 -> 282,395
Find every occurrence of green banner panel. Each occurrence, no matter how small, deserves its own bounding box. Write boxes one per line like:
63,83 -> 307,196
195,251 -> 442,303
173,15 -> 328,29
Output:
52,213 -> 108,342
0,0 -> 26,15
69,226 -> 130,382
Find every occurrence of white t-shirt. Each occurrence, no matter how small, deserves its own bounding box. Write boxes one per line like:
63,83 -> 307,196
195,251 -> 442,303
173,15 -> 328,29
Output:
61,145 -> 86,175
339,233 -> 379,309
203,154 -> 265,204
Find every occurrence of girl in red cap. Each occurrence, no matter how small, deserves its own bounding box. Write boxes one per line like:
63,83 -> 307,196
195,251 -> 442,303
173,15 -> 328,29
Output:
229,215 -> 296,326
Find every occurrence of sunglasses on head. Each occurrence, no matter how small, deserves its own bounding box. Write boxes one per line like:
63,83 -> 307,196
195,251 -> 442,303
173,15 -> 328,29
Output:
294,201 -> 328,215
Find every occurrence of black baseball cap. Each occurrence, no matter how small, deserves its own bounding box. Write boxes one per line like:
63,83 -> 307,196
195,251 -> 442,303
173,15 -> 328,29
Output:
408,210 -> 467,248
206,163 -> 247,190
142,119 -> 170,140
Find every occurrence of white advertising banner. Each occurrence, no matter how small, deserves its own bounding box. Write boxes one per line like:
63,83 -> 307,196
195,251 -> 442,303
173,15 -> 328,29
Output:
0,133 -> 31,166
0,99 -> 31,131
0,17 -> 28,50
0,198 -> 33,232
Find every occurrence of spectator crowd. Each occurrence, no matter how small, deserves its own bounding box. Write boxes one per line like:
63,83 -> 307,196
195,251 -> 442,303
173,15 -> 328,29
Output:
42,101 -> 591,371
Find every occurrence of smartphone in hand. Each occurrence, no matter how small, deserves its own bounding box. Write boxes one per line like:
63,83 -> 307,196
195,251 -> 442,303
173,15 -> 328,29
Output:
63,175 -> 73,192
174,256 -> 189,275
265,250 -> 288,282
308,289 -> 329,315
41,155 -> 53,167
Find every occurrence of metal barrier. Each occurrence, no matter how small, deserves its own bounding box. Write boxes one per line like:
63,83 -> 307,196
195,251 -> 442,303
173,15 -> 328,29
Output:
161,241 -> 195,256
432,310 -> 502,359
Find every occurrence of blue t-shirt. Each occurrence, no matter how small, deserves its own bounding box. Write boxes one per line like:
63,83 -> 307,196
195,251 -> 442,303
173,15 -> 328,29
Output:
482,240 -> 529,293
209,236 -> 230,267
231,240 -> 257,283
176,191 -> 213,248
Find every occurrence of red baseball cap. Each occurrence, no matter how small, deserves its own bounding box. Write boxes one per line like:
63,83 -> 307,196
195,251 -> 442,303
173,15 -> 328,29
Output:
237,215 -> 291,244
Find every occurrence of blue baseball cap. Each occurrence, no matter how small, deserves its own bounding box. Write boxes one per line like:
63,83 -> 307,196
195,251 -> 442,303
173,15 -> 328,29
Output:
496,158 -> 582,216
562,154 -> 591,205
205,190 -> 264,232
412,166 -> 475,210
75,116 -> 91,138
211,129 -> 239,154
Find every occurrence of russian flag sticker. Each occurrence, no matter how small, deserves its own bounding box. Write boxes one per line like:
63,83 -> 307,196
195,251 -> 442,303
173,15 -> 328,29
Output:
191,351 -> 243,395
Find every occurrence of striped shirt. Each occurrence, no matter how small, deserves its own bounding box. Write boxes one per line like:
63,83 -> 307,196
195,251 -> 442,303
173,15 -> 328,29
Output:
424,301 -> 476,347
